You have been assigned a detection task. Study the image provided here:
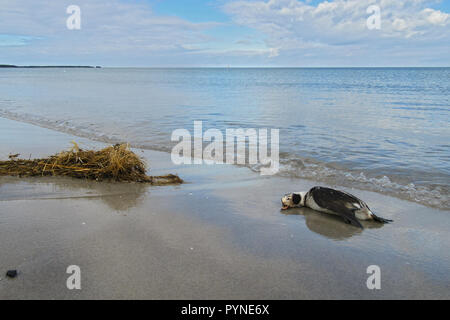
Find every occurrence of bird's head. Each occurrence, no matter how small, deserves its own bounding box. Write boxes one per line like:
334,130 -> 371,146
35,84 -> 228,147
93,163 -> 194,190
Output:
281,192 -> 306,210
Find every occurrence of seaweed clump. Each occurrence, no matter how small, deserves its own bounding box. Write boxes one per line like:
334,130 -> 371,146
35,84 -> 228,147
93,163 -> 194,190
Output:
0,142 -> 183,185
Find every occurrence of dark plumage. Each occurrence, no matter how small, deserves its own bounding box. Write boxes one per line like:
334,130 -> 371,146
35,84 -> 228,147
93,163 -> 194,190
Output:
308,187 -> 366,228
281,186 -> 393,229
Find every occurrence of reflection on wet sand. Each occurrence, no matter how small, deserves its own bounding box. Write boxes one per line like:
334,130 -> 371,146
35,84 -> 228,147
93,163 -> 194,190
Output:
0,176 -> 148,212
281,207 -> 383,240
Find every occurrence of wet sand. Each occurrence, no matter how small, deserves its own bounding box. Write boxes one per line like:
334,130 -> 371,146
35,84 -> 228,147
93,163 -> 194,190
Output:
0,117 -> 449,299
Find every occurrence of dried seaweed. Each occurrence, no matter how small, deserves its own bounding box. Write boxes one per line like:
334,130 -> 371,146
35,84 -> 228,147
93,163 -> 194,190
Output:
0,142 -> 183,185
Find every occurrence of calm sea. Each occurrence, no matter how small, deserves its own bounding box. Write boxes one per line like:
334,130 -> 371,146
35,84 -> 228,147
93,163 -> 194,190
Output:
0,68 -> 449,209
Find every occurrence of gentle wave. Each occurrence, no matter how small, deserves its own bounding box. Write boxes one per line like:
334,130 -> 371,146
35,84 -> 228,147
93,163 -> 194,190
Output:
1,109 -> 448,210
0,108 -> 172,153
251,157 -> 449,210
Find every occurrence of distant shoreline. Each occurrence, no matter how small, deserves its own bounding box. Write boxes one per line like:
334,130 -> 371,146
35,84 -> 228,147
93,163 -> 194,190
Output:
0,64 -> 101,68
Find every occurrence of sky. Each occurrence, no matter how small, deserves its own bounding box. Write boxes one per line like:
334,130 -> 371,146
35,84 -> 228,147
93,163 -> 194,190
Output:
0,0 -> 449,67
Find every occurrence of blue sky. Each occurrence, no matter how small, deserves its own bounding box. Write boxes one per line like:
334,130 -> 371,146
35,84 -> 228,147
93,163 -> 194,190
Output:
0,0 -> 449,67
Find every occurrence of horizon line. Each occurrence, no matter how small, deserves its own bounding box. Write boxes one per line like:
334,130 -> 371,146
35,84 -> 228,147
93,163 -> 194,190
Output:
2,65 -> 450,69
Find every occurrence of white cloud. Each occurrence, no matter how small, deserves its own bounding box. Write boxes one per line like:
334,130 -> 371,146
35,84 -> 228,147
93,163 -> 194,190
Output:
223,0 -> 450,64
0,0 -> 448,66
0,0 -> 221,64
422,8 -> 449,25
392,18 -> 408,32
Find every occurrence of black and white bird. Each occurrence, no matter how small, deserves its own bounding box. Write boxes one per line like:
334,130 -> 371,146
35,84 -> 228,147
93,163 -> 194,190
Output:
281,186 -> 392,228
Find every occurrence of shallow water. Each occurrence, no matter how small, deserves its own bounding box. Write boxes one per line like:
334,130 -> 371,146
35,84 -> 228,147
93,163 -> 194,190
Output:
0,67 -> 449,209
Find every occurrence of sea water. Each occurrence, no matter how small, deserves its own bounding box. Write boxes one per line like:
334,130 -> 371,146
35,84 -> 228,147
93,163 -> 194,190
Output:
0,67 -> 448,209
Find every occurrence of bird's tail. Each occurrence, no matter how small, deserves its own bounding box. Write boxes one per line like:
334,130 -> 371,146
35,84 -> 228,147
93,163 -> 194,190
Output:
371,213 -> 393,224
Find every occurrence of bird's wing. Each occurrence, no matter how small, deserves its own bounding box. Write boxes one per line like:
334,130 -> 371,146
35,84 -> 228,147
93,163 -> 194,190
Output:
310,187 -> 364,228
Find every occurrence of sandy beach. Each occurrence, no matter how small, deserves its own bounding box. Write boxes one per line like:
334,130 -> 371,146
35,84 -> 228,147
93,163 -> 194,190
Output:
0,117 -> 449,299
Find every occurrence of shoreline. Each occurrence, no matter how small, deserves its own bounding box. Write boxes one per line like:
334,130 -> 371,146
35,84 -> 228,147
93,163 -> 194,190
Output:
0,64 -> 99,68
0,117 -> 449,299
0,111 -> 447,211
